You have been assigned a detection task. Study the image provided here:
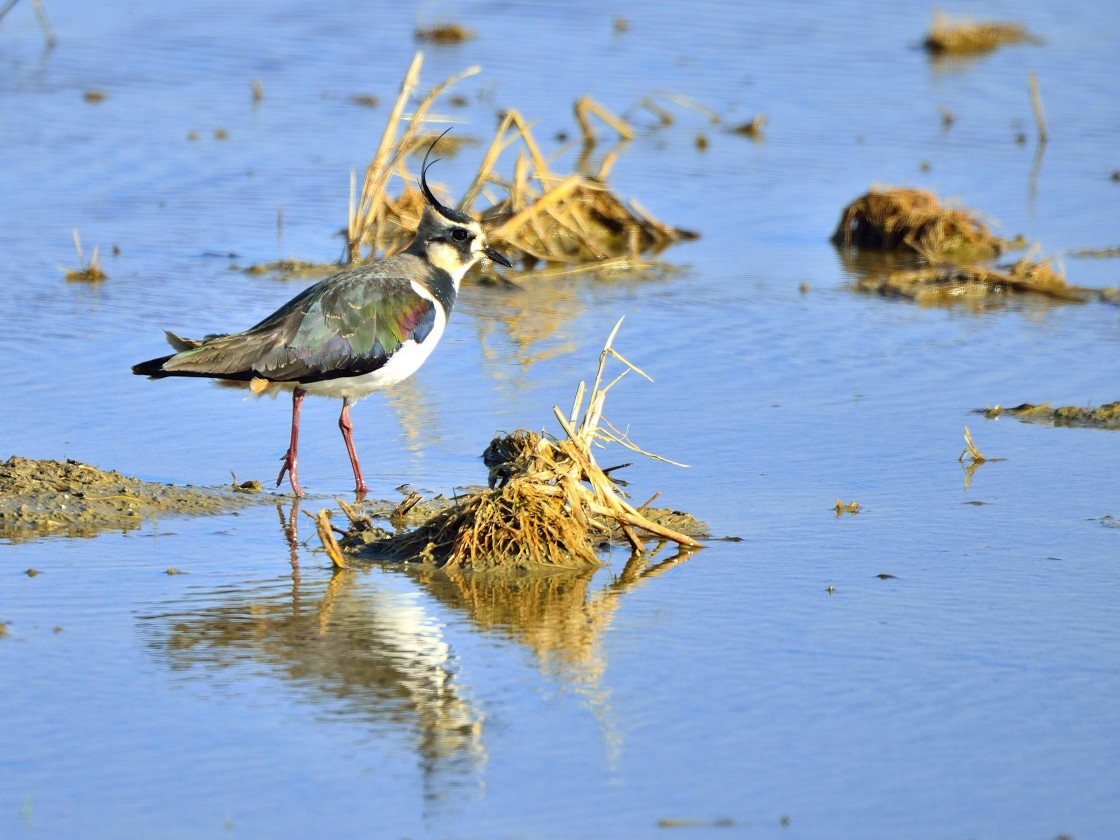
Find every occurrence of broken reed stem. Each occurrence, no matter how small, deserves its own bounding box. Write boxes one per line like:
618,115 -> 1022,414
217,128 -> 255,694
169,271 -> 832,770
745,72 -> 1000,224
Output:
460,109 -> 556,210
574,96 -> 635,143
348,52 -> 423,260
1029,71 -> 1048,144
960,425 -> 986,464
309,509 -> 348,568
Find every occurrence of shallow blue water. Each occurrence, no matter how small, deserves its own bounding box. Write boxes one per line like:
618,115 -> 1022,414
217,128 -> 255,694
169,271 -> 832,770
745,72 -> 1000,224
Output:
2,1 -> 1119,838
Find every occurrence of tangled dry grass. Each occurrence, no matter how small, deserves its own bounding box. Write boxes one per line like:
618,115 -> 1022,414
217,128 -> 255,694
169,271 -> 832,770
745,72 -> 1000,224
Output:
326,320 -> 705,570
344,52 -> 696,273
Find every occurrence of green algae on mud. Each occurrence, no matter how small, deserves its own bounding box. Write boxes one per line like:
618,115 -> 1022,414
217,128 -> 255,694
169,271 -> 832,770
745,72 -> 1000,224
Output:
0,456 -> 267,540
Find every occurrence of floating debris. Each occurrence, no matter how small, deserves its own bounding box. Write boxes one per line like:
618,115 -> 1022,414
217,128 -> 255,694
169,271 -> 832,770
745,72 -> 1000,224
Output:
237,258 -> 339,280
251,80 -> 264,103
349,94 -> 379,108
834,499 -> 860,515
728,115 -> 767,139
981,402 -> 1120,429
83,89 -> 107,103
923,11 -> 1038,55
330,320 -> 706,570
62,229 -> 107,281
1068,245 -> 1120,258
831,187 -> 1005,259
415,22 -> 474,43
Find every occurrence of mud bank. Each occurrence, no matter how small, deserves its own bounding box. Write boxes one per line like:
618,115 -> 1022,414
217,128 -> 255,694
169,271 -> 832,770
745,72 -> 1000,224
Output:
0,456 -> 266,540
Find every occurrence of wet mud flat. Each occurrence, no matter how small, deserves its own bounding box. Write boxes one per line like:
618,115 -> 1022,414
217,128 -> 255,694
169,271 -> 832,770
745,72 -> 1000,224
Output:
0,456 -> 265,540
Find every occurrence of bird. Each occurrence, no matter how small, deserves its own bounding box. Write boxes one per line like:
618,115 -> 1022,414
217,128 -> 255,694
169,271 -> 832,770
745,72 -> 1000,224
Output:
132,138 -> 512,497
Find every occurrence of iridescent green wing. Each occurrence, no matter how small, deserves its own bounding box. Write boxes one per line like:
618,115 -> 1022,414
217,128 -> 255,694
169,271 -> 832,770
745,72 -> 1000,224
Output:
253,273 -> 436,382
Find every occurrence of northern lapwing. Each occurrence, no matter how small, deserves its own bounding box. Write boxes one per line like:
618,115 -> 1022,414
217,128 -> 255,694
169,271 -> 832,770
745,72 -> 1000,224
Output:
132,140 -> 512,496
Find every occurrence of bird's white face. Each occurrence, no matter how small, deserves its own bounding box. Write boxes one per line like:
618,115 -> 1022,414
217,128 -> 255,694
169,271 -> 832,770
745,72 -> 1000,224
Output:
423,218 -> 489,285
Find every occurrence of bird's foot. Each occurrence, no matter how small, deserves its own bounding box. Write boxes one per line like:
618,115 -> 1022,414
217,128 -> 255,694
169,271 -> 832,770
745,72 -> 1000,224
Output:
276,450 -> 304,497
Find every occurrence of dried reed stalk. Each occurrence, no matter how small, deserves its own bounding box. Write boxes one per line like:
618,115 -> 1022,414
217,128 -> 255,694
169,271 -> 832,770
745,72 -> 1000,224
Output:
574,96 -> 635,143
346,52 -> 480,263
1029,72 -> 1048,144
959,426 -> 986,464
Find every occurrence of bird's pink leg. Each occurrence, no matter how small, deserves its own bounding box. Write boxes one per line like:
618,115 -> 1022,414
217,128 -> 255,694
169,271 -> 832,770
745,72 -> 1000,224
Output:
338,400 -> 368,496
276,387 -> 306,496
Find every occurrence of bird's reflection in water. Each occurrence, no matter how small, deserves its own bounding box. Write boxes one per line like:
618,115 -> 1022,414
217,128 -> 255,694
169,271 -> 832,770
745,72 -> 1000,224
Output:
380,377 -> 441,456
143,501 -> 695,807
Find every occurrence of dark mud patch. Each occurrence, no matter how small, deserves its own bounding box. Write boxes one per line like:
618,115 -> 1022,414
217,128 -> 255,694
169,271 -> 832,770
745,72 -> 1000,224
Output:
979,402 -> 1120,429
0,456 -> 267,541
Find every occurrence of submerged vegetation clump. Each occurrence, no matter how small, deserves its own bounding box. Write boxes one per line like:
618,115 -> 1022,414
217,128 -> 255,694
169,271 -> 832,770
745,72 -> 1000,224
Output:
923,11 -> 1038,55
831,187 -> 1005,259
330,321 -> 706,570
832,189 -> 1109,309
852,253 -> 1093,307
981,401 -> 1120,429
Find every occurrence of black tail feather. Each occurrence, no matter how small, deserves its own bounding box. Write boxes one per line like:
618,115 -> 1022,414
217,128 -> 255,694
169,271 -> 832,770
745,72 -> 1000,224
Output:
132,355 -> 175,377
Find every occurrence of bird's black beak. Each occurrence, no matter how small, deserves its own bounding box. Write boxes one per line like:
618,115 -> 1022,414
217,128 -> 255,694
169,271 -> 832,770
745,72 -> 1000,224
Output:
484,244 -> 513,268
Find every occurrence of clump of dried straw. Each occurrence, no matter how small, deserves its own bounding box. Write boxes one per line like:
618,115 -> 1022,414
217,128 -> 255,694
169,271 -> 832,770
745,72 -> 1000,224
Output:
831,187 -> 1005,259
345,52 -> 695,272
924,11 -> 1037,55
335,319 -> 704,570
63,229 -> 107,282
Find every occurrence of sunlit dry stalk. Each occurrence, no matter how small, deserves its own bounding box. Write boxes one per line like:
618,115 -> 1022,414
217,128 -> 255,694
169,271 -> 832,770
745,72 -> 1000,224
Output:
574,96 -> 635,143
1029,72 -> 1048,144
960,425 -> 987,464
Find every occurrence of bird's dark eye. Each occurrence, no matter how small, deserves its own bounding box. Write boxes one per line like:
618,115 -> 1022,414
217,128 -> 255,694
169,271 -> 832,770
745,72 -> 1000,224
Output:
451,228 -> 469,242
